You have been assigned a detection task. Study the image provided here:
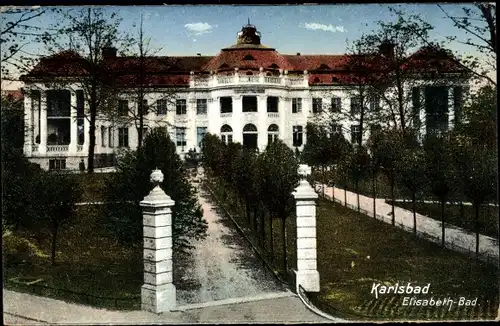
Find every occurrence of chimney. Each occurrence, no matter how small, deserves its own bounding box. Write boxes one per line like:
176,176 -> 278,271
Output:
379,40 -> 395,58
296,52 -> 301,56
197,53 -> 201,56
102,46 -> 117,59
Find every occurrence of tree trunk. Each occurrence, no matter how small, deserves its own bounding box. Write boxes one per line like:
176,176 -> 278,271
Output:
51,222 -> 59,265
259,205 -> 265,247
332,182 -> 335,201
344,181 -> 348,207
440,200 -> 445,247
245,197 -> 250,224
459,201 -> 464,222
281,216 -> 287,273
475,204 -> 480,256
390,179 -> 395,225
412,192 -> 417,235
356,178 -> 360,212
269,214 -> 274,260
372,171 -> 376,219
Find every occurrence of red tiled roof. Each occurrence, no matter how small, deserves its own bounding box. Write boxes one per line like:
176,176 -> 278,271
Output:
22,45 -> 465,86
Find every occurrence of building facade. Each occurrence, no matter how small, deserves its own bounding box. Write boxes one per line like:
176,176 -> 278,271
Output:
21,23 -> 469,170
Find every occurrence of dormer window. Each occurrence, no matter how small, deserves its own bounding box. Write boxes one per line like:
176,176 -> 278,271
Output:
313,77 -> 320,83
246,71 -> 253,75
332,76 -> 339,83
219,63 -> 229,69
269,63 -> 279,69
319,64 -> 330,70
243,54 -> 255,60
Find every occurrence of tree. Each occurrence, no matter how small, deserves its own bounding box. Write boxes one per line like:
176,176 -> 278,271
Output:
346,145 -> 371,211
396,145 -> 427,235
368,128 -> 404,225
104,13 -> 179,150
39,172 -> 81,264
423,133 -> 454,247
257,140 -> 299,272
32,8 -> 130,173
1,6 -> 57,83
105,127 -> 208,253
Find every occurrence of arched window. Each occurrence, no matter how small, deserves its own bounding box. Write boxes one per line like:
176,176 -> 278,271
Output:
243,123 -> 258,149
246,71 -> 253,75
267,124 -> 279,144
313,77 -> 320,83
332,76 -> 339,83
266,72 -> 272,76
319,63 -> 330,70
243,54 -> 255,60
269,63 -> 279,69
219,63 -> 229,70
220,124 -> 233,144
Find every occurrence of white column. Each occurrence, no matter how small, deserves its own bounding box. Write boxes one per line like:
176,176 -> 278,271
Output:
83,113 -> 90,154
419,87 -> 426,139
448,86 -> 455,130
69,91 -> 78,155
39,90 -> 47,154
303,70 -> 309,87
279,97 -> 286,141
258,95 -> 267,151
234,68 -> 240,85
259,67 -> 265,84
233,95 -> 242,143
140,169 -> 176,313
23,90 -> 33,156
187,94 -> 196,152
293,164 -> 320,292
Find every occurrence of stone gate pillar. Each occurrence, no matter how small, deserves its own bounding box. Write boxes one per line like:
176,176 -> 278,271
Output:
293,164 -> 320,292
140,169 -> 176,313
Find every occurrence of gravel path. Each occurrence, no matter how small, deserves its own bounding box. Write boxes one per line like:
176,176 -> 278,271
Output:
175,180 -> 286,306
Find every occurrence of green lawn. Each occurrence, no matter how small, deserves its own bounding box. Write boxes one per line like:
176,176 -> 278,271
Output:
388,200 -> 499,239
310,198 -> 499,321
3,204 -> 143,310
3,172 -> 143,309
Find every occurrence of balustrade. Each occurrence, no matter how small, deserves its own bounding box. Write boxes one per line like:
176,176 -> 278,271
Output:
47,145 -> 69,152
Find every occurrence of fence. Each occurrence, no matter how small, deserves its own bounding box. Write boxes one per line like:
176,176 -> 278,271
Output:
322,188 -> 499,267
6,278 -> 140,310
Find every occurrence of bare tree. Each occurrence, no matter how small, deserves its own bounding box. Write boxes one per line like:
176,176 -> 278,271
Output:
1,6 -> 58,85
103,13 -> 180,150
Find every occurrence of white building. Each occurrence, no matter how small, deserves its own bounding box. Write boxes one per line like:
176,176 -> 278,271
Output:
21,23 -> 469,170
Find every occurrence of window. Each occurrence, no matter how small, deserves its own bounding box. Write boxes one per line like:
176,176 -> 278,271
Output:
425,86 -> 449,133
369,95 -> 380,111
118,127 -> 129,147
312,98 -> 323,114
221,124 -> 233,144
292,98 -> 302,113
157,99 -> 168,115
370,124 -> 382,137
319,63 -> 330,70
176,127 -> 186,148
137,99 -> 148,113
49,159 -> 66,170
108,127 -> 113,147
350,96 -> 362,115
292,125 -> 303,147
242,96 -> 257,112
351,125 -> 361,144
331,124 -> 343,136
268,124 -> 279,144
243,54 -> 255,60
267,97 -> 279,113
331,97 -> 341,112
47,90 -> 70,117
176,99 -> 187,115
196,99 -> 208,115
269,63 -> 279,69
101,126 -> 106,147
412,88 -> 421,128
220,97 -> 233,113
246,71 -> 253,75
197,127 -> 207,147
118,100 -> 129,116
76,90 -> 84,118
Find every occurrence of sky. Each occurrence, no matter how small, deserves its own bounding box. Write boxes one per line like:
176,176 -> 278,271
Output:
1,4 -> 493,89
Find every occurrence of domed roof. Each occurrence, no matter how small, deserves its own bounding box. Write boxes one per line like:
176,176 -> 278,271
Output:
223,20 -> 275,51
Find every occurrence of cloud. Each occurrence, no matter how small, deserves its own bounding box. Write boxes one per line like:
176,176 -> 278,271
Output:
301,23 -> 346,33
185,22 -> 213,35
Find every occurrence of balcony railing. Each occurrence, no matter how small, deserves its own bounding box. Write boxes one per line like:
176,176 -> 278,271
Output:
191,75 -> 307,88
268,112 -> 280,118
47,145 -> 69,152
32,144 -> 39,152
77,145 -> 84,152
220,112 -> 232,118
